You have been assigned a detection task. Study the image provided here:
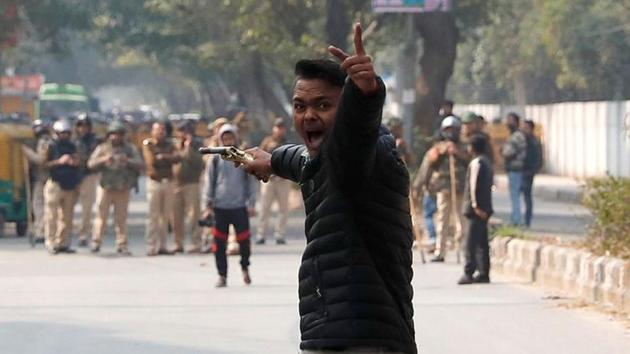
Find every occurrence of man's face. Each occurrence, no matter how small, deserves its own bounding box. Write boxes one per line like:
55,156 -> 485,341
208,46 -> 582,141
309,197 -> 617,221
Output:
292,78 -> 342,155
272,125 -> 286,139
57,131 -> 71,141
221,132 -> 236,147
439,105 -> 453,117
151,123 -> 166,142
76,123 -> 89,137
175,129 -> 188,141
522,123 -> 533,136
462,122 -> 477,137
505,116 -> 517,130
109,132 -> 124,145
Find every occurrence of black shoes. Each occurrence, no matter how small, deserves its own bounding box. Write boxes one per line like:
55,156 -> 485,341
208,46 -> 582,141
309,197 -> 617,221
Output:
157,248 -> 174,255
215,276 -> 227,288
50,246 -> 76,255
457,274 -> 474,285
275,239 -> 286,245
430,256 -> 445,263
117,248 -> 132,256
473,274 -> 490,283
458,274 -> 490,285
78,239 -> 88,247
255,238 -> 265,245
242,269 -> 251,285
91,244 -> 100,253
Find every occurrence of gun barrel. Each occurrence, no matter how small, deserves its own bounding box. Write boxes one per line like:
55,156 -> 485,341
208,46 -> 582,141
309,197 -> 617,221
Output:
199,147 -> 228,155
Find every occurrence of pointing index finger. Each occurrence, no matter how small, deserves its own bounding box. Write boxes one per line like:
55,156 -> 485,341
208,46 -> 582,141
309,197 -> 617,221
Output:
353,22 -> 365,56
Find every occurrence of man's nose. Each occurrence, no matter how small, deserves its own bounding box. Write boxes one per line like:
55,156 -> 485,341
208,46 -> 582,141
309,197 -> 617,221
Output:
304,106 -> 318,121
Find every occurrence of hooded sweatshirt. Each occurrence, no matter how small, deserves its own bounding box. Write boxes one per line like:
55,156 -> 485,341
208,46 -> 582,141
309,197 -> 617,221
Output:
204,124 -> 257,209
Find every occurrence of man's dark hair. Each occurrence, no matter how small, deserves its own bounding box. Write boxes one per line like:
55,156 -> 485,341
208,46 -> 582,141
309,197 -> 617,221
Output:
470,134 -> 487,154
507,112 -> 521,124
524,120 -> 535,129
441,100 -> 454,109
294,59 -> 346,88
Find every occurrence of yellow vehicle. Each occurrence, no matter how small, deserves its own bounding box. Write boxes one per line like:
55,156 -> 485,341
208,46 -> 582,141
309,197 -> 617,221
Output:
0,122 -> 34,237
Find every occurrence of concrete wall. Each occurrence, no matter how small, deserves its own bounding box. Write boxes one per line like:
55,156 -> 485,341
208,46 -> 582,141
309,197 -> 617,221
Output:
457,102 -> 630,178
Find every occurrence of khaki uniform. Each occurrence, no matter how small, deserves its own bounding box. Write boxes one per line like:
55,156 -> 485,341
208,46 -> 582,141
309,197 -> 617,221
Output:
142,138 -> 180,253
41,140 -> 81,250
256,135 -> 290,241
89,141 -> 142,249
172,137 -> 205,250
75,134 -> 102,241
426,141 -> 470,258
23,136 -> 51,239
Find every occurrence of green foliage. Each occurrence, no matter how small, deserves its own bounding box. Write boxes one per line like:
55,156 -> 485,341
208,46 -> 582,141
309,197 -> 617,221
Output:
492,224 -> 525,239
582,176 -> 630,259
450,0 -> 630,104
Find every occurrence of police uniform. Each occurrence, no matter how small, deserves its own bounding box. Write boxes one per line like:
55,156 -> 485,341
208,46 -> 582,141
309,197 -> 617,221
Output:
32,135 -> 51,240
142,137 -> 180,254
89,139 -> 142,252
256,134 -> 291,243
427,141 -> 470,258
172,137 -> 205,252
75,133 -> 102,243
41,137 -> 81,251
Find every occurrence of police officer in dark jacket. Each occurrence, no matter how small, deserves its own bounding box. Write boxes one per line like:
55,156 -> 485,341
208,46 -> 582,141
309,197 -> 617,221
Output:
240,24 -> 416,354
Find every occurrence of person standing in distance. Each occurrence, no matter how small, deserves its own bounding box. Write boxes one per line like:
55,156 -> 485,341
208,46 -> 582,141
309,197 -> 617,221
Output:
255,117 -> 292,245
142,121 -> 181,256
89,121 -> 143,255
41,120 -> 82,254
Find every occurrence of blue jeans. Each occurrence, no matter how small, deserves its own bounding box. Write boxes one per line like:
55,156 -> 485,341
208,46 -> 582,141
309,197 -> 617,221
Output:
521,173 -> 535,227
422,194 -> 437,242
507,171 -> 523,225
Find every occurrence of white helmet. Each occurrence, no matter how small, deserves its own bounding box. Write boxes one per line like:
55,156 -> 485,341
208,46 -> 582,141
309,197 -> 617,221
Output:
53,119 -> 73,133
440,115 -> 461,130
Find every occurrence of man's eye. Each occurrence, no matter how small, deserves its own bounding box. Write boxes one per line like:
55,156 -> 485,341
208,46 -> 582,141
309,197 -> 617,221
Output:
317,102 -> 330,110
293,103 -> 305,111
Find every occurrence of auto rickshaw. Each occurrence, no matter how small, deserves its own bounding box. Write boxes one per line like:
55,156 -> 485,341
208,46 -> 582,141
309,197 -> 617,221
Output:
0,121 -> 34,237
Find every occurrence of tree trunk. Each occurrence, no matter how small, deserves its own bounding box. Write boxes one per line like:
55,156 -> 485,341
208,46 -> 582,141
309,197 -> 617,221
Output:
414,12 -> 458,134
326,0 -> 350,52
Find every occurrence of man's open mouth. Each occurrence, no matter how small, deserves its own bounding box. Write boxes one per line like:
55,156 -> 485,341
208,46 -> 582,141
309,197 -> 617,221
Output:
305,129 -> 325,146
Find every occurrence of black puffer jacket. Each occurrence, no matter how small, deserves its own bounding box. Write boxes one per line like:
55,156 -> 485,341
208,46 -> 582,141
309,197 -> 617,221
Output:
271,79 -> 416,353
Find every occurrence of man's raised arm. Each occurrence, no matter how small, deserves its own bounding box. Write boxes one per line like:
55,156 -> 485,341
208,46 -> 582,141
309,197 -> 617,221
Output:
326,23 -> 386,189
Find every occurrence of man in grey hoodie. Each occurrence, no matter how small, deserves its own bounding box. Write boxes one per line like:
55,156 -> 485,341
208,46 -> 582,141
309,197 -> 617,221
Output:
203,124 -> 258,288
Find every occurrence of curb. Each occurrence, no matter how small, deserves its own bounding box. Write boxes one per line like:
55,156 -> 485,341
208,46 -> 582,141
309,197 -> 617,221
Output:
491,237 -> 630,315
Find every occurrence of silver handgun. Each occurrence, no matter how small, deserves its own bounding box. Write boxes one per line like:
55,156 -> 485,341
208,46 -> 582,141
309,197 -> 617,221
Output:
198,146 -> 254,163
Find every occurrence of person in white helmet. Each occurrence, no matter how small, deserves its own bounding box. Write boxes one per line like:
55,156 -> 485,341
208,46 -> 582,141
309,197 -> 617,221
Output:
422,115 -> 471,262
41,120 -> 82,254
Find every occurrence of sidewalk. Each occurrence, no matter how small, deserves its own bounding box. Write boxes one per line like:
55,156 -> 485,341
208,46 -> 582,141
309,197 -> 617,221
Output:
495,173 -> 584,203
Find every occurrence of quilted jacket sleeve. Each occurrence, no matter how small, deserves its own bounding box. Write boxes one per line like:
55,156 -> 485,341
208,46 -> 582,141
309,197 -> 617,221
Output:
271,144 -> 308,183
325,77 -> 386,191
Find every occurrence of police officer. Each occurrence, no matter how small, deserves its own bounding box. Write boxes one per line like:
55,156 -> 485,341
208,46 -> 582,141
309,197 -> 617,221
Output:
461,111 -> 494,165
424,116 -> 471,262
89,121 -> 143,255
142,121 -> 181,256
255,117 -> 291,245
31,120 -> 52,242
42,120 -> 82,254
172,121 -> 205,253
74,114 -> 102,246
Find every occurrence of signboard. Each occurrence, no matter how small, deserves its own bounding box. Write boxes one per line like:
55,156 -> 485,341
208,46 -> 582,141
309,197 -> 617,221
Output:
0,74 -> 45,97
372,0 -> 452,13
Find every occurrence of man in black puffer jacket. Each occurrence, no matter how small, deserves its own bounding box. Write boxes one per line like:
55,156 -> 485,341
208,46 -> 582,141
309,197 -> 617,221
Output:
240,23 -> 416,354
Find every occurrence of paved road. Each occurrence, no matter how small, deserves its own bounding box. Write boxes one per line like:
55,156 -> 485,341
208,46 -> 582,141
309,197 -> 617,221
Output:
0,180 -> 627,353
